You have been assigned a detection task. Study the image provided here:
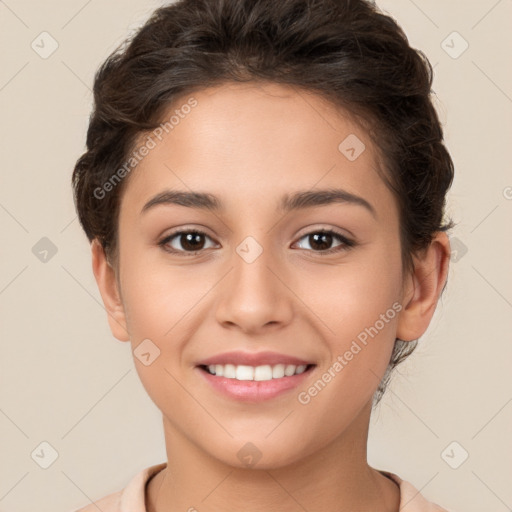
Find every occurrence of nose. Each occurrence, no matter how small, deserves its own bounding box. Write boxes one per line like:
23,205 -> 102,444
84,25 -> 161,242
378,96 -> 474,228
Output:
215,241 -> 294,335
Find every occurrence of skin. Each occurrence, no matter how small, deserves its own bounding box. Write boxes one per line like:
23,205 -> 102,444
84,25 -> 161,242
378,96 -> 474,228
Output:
91,81 -> 450,512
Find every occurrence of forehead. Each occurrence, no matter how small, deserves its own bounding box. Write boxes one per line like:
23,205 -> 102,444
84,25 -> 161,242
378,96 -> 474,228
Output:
120,81 -> 396,221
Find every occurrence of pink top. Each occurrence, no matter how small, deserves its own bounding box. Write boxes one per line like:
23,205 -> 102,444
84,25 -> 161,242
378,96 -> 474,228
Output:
73,462 -> 455,512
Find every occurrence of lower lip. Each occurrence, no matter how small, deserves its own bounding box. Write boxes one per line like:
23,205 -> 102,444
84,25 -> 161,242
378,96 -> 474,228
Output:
196,366 -> 314,402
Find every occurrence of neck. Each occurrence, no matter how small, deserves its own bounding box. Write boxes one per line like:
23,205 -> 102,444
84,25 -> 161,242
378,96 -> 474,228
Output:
146,400 -> 400,512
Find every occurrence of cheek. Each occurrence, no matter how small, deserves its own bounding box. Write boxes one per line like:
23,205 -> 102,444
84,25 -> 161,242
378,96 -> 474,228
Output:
297,270 -> 402,431
118,238 -> 185,327
122,274 -> 196,340
309,250 -> 402,332
305,244 -> 403,377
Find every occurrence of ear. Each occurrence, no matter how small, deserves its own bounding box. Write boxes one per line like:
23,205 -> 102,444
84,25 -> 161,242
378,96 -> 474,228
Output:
396,231 -> 451,342
91,239 -> 130,342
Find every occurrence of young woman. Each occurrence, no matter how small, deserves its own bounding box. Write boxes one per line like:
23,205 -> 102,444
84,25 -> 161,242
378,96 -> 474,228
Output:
71,0 -> 455,510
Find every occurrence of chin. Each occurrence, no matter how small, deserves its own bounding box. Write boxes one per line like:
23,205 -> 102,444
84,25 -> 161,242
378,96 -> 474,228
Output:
201,435 -> 316,471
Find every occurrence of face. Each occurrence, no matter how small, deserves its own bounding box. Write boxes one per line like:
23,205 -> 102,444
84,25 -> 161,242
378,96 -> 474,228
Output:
110,82 -> 411,468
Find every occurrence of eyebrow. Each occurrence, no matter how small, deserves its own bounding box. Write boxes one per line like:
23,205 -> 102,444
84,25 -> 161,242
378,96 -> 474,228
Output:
140,187 -> 377,219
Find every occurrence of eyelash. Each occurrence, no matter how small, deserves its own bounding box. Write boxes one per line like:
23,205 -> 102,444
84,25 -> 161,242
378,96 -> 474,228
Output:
157,228 -> 356,256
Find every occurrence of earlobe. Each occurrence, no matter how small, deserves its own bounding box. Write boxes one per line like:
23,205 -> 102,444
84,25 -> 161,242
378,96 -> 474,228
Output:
91,239 -> 130,342
396,232 -> 451,342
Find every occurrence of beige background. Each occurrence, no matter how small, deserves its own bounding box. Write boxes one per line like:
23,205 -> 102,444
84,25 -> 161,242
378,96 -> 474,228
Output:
0,1 -> 511,511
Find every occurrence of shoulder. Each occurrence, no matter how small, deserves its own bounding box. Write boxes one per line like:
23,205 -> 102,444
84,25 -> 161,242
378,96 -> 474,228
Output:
72,489 -> 122,512
70,462 -> 167,512
380,470 -> 456,512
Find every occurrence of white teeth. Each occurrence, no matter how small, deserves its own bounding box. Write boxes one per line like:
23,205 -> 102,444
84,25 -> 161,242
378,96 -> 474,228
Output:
235,365 -> 254,380
284,364 -> 296,376
272,364 -> 285,379
295,365 -> 307,375
204,363 -> 310,381
254,365 -> 272,381
223,364 -> 236,378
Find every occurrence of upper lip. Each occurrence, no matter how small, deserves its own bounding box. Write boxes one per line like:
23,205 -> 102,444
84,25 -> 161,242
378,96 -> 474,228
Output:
196,351 -> 314,367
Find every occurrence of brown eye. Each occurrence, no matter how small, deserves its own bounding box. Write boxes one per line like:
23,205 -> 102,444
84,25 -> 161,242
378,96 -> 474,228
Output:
159,230 -> 217,254
295,230 -> 355,254
308,232 -> 334,251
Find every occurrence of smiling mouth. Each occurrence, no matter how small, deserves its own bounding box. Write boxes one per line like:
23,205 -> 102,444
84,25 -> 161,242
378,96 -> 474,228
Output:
198,363 -> 316,381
